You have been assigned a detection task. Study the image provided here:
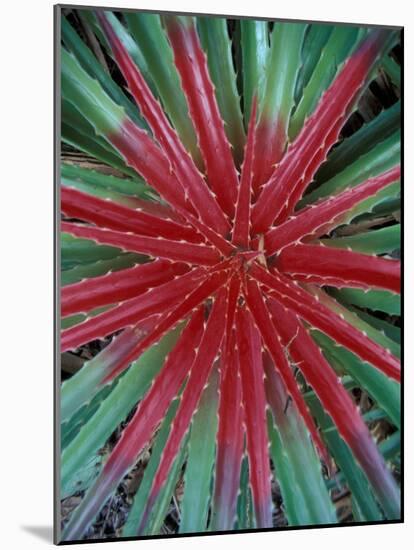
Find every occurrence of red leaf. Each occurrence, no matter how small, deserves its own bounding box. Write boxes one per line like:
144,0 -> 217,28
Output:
267,298 -> 400,518
118,198 -> 184,223
223,274 -> 241,359
250,263 -> 400,381
103,266 -> 231,383
262,166 -> 400,256
61,260 -> 189,318
276,243 -> 400,293
251,30 -> 391,233
108,117 -> 191,214
280,117 -> 345,223
236,306 -> 273,528
62,308 -> 205,541
98,12 -> 231,236
232,97 -> 257,248
137,285 -> 229,533
61,221 -> 221,266
243,276 -> 329,465
164,16 -> 239,217
211,275 -> 243,530
252,117 -> 286,194
211,330 -> 244,530
61,186 -> 204,243
61,266 -> 208,351
172,205 -> 236,256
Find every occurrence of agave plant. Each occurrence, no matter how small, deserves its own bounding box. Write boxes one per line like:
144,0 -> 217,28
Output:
59,7 -> 401,542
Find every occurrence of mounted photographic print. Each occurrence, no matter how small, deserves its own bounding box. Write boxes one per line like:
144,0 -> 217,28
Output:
55,4 -> 402,544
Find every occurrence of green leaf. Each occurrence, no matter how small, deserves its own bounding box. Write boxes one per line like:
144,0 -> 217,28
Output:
104,12 -> 155,92
60,451 -> 104,498
308,287 -> 400,359
60,327 -> 181,498
240,20 -> 269,125
62,180 -> 142,207
61,253 -> 144,286
77,9 -> 110,52
294,24 -> 333,104
267,416 -> 304,522
235,455 -> 255,530
290,25 -> 360,139
61,233 -> 123,266
381,56 -> 401,87
124,12 -> 201,165
266,368 -> 336,526
306,394 -> 383,521
62,16 -> 145,128
303,131 -> 400,205
331,287 -> 400,315
180,368 -> 219,533
61,376 -> 121,450
380,431 -> 400,462
268,412 -> 333,526
198,17 -> 245,165
345,181 -> 400,224
62,122 -> 137,179
62,48 -> 126,137
122,397 -> 182,536
371,196 -> 400,216
261,22 -> 306,131
312,331 -> 400,428
144,445 -> 187,536
62,99 -> 120,156
325,426 -> 399,488
323,224 -> 400,255
316,101 -> 400,184
361,408 -> 387,424
352,308 -> 400,344
61,326 -> 150,423
61,174 -> 154,207
61,305 -> 112,331
61,162 -> 152,199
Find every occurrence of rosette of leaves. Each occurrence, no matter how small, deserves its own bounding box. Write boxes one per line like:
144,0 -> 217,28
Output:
59,9 -> 401,541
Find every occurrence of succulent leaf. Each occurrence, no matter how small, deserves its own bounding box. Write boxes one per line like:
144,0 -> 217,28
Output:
61,326 -> 182,499
210,335 -> 244,531
198,17 -> 246,165
251,264 -> 400,381
265,356 -> 337,525
312,331 -> 400,428
62,16 -> 146,128
252,30 -> 394,232
306,393 -> 384,521
267,299 -> 400,519
332,287 -> 400,315
240,20 -> 269,124
236,307 -> 273,527
124,12 -> 201,164
164,16 -> 239,217
180,367 -> 219,533
263,166 -> 400,255
289,25 -> 361,139
98,11 -> 230,236
276,243 -> 400,293
252,22 -> 306,191
61,266 -> 208,351
321,224 -> 400,255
